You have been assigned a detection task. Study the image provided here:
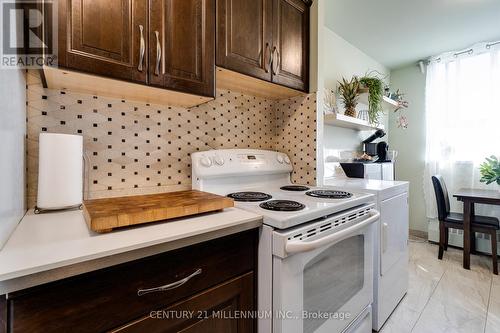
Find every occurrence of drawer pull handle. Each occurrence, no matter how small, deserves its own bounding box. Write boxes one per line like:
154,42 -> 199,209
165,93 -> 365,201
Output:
137,268 -> 202,296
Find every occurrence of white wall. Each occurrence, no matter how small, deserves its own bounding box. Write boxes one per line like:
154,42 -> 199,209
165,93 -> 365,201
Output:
321,28 -> 389,93
318,23 -> 390,179
0,16 -> 27,248
389,65 -> 427,232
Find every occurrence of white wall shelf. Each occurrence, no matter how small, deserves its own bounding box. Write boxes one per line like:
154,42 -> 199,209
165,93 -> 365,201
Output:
324,113 -> 384,131
358,92 -> 402,111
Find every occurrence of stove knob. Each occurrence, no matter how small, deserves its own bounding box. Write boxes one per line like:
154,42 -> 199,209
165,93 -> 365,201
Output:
214,156 -> 224,166
276,155 -> 284,164
200,157 -> 212,167
284,156 -> 291,164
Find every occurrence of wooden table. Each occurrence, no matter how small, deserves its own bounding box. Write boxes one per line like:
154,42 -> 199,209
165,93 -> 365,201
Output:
453,188 -> 500,269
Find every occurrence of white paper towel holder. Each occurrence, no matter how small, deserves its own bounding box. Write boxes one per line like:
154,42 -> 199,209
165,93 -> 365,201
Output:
34,133 -> 86,214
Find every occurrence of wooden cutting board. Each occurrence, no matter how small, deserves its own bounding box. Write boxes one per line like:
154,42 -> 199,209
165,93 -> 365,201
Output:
83,190 -> 234,233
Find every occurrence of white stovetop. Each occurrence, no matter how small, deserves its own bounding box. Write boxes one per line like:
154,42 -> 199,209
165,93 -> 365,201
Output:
0,207 -> 262,288
218,185 -> 375,229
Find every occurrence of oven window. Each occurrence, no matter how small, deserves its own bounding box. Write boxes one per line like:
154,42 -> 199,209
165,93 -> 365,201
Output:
303,235 -> 364,333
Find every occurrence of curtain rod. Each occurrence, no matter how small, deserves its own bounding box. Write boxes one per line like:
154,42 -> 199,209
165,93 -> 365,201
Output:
486,41 -> 500,49
453,48 -> 473,57
421,40 -> 500,66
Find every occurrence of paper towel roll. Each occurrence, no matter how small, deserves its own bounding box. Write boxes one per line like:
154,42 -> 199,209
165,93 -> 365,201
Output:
37,133 -> 83,210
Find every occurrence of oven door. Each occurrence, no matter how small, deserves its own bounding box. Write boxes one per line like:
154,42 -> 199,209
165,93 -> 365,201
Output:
273,210 -> 377,333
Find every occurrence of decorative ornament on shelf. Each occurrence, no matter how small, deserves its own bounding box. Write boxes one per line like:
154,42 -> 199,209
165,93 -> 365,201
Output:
479,156 -> 500,187
338,77 -> 360,118
357,109 -> 369,122
388,89 -> 410,129
323,88 -> 337,114
396,115 -> 408,129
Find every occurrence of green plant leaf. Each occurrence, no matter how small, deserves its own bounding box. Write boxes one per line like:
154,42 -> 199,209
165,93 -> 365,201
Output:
479,155 -> 500,186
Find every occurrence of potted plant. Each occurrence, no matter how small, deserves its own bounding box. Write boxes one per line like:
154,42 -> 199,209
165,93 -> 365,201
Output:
480,156 -> 500,188
359,73 -> 384,125
338,77 -> 360,118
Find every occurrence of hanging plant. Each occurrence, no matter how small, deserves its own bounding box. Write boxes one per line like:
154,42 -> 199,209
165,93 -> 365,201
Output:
359,73 -> 384,125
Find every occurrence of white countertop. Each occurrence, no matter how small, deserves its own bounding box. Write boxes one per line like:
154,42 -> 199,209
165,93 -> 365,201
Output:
324,178 -> 409,191
323,177 -> 409,199
0,208 -> 262,293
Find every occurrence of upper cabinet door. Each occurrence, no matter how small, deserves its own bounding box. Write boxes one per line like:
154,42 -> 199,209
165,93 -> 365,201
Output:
149,0 -> 215,97
272,0 -> 309,91
58,0 -> 148,84
217,0 -> 273,82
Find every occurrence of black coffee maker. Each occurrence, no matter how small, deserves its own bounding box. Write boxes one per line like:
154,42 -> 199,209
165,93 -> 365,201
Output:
376,141 -> 389,162
362,129 -> 389,162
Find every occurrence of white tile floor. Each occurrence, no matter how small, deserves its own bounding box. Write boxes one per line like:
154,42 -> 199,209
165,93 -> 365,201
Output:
380,239 -> 500,333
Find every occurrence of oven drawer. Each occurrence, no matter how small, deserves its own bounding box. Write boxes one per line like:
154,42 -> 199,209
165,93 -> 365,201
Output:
7,230 -> 257,333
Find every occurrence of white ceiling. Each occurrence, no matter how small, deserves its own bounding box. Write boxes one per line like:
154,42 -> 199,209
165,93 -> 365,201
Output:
325,0 -> 500,69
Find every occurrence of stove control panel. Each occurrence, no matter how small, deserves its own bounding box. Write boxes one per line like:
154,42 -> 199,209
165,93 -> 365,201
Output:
191,149 -> 293,178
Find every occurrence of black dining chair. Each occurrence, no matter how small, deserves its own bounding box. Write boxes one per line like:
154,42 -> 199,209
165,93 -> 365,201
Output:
432,175 -> 499,274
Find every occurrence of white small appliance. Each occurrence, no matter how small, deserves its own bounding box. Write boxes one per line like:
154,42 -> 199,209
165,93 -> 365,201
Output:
192,149 -> 380,333
323,177 -> 409,331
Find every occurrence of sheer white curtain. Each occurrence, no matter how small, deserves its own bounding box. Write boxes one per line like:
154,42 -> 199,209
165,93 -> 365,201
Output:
423,42 -> 500,218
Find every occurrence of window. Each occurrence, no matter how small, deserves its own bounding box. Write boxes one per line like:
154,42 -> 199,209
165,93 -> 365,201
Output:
424,42 -> 500,218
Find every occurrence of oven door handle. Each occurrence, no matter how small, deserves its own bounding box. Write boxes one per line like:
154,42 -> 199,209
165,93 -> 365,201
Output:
285,210 -> 380,254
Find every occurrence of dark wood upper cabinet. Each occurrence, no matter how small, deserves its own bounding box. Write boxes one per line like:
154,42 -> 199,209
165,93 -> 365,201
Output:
216,0 -> 310,92
149,0 -> 215,97
271,0 -> 309,91
58,0 -> 148,84
57,0 -> 215,98
216,0 -> 273,82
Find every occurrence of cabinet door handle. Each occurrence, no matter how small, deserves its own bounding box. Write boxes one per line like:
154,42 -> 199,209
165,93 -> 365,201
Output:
154,30 -> 161,76
382,222 -> 388,253
137,268 -> 202,296
264,43 -> 271,73
138,25 -> 145,72
272,47 -> 280,75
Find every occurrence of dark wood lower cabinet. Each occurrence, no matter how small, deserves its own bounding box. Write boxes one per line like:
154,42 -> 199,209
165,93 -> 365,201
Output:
2,230 -> 257,333
112,272 -> 254,333
0,295 -> 6,333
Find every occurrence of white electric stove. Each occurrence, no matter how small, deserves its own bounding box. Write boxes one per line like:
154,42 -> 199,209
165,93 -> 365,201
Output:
192,149 -> 380,333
